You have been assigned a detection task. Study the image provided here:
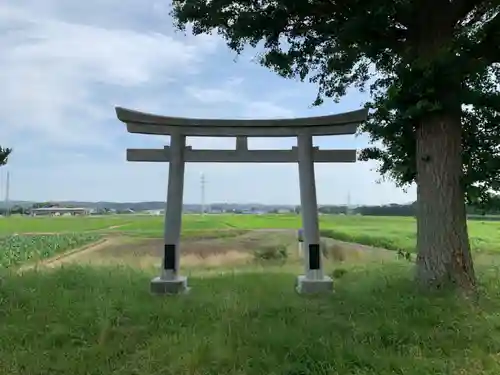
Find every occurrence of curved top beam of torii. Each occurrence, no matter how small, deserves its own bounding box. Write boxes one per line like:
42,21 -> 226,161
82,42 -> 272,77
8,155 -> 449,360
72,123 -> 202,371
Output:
115,106 -> 368,137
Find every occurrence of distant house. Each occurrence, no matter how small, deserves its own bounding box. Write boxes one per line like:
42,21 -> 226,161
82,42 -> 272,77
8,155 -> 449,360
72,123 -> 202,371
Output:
31,207 -> 90,216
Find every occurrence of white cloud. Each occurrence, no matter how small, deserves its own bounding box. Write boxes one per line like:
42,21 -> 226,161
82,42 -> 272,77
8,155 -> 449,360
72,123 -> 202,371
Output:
242,101 -> 294,118
0,2 -> 219,147
186,77 -> 295,117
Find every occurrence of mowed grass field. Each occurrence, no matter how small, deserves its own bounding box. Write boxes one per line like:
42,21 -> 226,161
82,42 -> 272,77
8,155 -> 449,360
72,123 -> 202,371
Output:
2,214 -> 500,374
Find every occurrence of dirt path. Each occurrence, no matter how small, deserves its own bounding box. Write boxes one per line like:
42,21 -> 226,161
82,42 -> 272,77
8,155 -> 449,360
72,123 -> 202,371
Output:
18,237 -> 120,272
320,237 -> 395,262
42,238 -> 124,268
322,237 -> 391,253
105,224 -> 128,230
88,223 -> 133,232
248,229 -> 393,256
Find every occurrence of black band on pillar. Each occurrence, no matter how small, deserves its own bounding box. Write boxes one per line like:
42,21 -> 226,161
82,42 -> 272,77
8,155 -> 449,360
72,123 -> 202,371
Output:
308,244 -> 320,270
164,244 -> 176,271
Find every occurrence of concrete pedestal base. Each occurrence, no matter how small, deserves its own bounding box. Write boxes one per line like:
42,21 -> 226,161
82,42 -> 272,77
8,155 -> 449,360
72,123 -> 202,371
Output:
150,276 -> 189,295
296,275 -> 333,294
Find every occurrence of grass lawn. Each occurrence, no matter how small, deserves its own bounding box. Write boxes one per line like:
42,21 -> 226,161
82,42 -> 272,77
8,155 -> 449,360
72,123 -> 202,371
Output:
2,261 -> 500,374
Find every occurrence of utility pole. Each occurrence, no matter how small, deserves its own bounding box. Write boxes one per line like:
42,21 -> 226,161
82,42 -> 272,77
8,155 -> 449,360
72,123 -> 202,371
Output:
200,173 -> 206,216
346,191 -> 351,215
5,171 -> 10,216
0,169 -> 3,208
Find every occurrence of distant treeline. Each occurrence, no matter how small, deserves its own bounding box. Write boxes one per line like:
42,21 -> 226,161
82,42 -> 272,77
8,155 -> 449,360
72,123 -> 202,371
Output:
318,202 -> 500,217
318,203 -> 417,216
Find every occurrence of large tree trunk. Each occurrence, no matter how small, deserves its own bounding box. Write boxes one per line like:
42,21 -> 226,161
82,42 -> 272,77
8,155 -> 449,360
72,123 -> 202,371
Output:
415,113 -> 476,291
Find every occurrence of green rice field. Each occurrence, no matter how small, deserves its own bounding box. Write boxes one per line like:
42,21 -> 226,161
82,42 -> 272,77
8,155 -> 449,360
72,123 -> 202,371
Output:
1,214 -> 499,254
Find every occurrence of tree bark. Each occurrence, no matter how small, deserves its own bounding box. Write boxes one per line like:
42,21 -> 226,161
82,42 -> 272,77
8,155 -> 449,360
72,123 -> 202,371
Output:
415,113 -> 476,291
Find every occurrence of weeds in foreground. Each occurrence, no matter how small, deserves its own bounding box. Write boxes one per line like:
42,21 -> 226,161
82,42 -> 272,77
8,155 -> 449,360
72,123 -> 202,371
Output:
253,244 -> 288,264
321,239 -> 347,262
397,249 -> 413,262
331,268 -> 348,279
2,263 -> 500,374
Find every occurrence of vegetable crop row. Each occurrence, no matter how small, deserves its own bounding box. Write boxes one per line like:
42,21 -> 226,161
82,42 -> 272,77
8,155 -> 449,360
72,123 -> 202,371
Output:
0,233 -> 100,268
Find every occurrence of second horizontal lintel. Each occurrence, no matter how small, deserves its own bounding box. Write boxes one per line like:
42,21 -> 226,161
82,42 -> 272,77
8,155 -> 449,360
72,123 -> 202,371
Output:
126,148 -> 357,163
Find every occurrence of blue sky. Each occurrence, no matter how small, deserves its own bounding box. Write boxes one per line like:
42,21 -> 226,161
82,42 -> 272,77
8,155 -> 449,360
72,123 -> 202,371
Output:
0,0 -> 416,205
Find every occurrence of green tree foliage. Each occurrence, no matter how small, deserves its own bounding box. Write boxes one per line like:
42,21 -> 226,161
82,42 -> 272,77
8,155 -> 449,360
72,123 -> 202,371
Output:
31,202 -> 59,209
0,146 -> 11,166
171,0 -> 500,291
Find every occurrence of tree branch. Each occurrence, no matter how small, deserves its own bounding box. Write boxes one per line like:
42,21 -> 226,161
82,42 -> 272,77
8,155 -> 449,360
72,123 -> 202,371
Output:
472,10 -> 500,63
452,0 -> 490,24
0,147 -> 12,166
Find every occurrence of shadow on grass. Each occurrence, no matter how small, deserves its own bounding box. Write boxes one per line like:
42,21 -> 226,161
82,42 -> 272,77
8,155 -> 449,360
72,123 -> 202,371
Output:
1,264 -> 500,374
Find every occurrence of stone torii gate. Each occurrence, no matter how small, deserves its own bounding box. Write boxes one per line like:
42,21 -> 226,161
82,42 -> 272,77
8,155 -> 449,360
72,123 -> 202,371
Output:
115,106 -> 368,295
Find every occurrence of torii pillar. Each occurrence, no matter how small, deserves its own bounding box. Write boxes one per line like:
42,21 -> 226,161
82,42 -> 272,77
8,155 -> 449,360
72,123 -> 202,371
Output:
150,133 -> 189,294
296,133 -> 332,293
